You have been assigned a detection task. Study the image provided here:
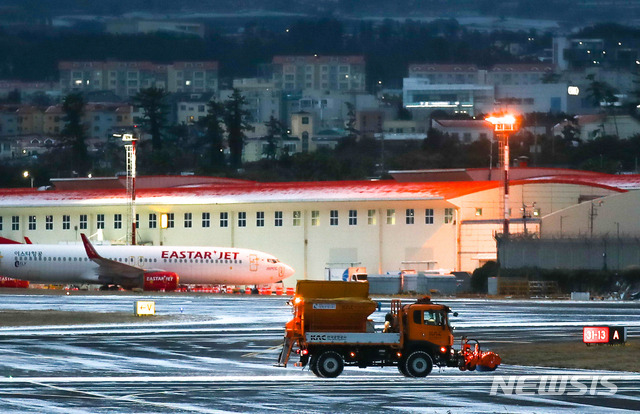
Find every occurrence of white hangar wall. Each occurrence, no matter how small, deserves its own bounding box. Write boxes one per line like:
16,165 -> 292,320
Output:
452,182 -> 620,270
0,179 -> 624,287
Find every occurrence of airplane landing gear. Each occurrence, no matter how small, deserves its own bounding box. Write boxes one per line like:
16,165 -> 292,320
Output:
99,284 -> 120,291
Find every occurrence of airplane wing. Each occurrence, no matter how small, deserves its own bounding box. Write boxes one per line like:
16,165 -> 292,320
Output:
81,234 -> 144,280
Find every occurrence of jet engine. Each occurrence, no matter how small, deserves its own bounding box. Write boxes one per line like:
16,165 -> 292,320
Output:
142,271 -> 179,291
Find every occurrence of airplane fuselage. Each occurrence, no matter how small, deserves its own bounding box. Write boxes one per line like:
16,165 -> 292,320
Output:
0,243 -> 293,286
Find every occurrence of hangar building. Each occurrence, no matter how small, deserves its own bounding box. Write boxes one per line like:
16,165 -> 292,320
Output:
0,169 -> 637,286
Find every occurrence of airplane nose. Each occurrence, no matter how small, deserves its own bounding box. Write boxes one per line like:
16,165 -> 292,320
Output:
281,263 -> 295,279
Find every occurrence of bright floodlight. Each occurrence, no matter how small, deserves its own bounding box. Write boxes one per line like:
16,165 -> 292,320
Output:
160,213 -> 169,229
485,114 -> 518,132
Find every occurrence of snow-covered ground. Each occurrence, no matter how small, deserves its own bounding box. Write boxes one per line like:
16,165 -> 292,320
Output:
0,294 -> 638,413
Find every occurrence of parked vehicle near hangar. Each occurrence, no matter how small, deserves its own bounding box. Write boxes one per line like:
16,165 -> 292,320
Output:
277,280 -> 500,378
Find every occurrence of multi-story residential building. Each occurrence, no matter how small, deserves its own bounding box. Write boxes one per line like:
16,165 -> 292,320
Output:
43,105 -> 65,136
167,62 -> 219,94
269,55 -> 366,92
104,61 -> 170,97
356,110 -> 384,139
59,61 -> 219,99
0,139 -> 16,159
284,90 -> 378,131
2,103 -> 132,140
0,106 -> 19,136
173,92 -> 215,125
0,81 -> 60,103
84,103 -> 134,139
487,63 -> 556,86
231,78 -> 281,124
16,106 -> 44,135
408,64 -> 483,84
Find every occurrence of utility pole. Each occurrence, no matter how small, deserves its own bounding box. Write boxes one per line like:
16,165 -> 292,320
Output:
589,200 -> 603,237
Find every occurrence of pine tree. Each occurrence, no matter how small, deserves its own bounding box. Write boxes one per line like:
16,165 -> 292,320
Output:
61,93 -> 89,175
264,116 -> 286,160
132,87 -> 169,151
203,99 -> 226,171
223,89 -> 254,169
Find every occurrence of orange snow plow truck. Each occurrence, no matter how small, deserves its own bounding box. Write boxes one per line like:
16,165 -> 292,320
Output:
276,280 -> 501,378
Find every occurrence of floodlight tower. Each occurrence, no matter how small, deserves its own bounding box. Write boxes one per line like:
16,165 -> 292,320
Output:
485,114 -> 518,237
122,133 -> 138,245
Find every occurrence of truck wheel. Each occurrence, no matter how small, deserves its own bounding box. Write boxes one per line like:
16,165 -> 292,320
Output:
316,350 -> 344,378
404,351 -> 433,378
398,361 -> 411,377
309,355 -> 322,377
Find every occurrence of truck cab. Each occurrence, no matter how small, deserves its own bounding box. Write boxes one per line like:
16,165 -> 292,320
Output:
400,300 -> 454,351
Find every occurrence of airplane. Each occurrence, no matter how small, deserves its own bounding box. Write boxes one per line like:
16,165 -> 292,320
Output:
0,234 -> 295,291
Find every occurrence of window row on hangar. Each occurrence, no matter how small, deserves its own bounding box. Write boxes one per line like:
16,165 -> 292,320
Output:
0,208 -> 456,232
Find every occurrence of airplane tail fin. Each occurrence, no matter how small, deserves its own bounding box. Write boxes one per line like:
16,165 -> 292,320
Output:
24,237 -> 33,244
0,236 -> 22,244
80,233 -> 102,259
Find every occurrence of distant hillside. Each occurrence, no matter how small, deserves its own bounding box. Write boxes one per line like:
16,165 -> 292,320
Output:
2,0 -> 640,23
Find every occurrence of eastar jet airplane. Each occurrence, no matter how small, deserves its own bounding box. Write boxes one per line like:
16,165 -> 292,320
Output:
0,234 -> 294,291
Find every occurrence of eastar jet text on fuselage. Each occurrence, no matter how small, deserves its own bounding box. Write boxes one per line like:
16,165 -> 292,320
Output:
0,234 -> 294,291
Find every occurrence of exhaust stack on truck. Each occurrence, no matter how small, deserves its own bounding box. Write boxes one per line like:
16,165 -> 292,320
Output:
276,280 -> 500,378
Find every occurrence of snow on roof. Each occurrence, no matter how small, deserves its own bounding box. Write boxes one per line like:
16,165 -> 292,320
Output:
2,170 -> 638,208
522,174 -> 640,191
0,180 -> 500,208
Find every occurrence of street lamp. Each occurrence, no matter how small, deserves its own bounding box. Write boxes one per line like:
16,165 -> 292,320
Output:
521,202 -> 536,235
23,171 -> 34,188
485,113 -> 519,237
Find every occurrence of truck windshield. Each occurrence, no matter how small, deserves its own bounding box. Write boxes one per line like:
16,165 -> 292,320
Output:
423,310 -> 444,326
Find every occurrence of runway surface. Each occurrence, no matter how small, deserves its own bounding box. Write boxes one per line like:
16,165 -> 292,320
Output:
0,294 -> 639,413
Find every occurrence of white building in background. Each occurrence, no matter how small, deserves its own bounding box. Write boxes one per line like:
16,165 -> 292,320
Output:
402,62 -> 587,117
231,78 -> 281,124
402,78 -> 495,118
0,170 -> 636,287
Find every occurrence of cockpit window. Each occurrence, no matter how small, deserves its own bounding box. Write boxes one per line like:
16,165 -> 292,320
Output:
267,258 -> 279,263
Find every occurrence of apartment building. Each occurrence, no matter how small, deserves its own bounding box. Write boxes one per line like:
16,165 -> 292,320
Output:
59,61 -> 219,98
408,64 -> 483,84
1,103 -> 132,140
270,55 -> 366,92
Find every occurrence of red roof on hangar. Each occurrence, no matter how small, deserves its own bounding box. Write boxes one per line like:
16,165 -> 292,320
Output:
2,171 -> 636,207
0,180 -> 501,207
